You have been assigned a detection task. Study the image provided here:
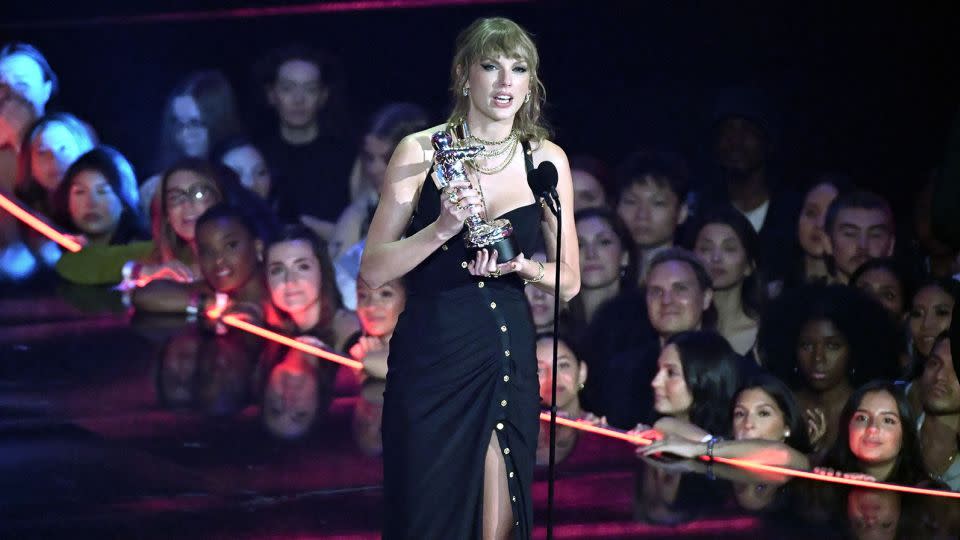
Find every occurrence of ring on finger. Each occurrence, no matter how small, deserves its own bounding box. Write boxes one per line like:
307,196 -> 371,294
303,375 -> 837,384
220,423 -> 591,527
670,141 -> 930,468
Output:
488,268 -> 502,278
447,191 -> 459,203
456,201 -> 466,210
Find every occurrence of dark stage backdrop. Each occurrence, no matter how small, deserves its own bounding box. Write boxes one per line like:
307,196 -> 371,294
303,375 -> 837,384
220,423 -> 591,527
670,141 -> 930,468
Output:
3,1 -> 959,215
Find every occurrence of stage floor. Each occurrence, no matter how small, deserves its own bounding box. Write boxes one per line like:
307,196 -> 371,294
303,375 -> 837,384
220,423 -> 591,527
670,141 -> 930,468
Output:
1,281 -> 958,539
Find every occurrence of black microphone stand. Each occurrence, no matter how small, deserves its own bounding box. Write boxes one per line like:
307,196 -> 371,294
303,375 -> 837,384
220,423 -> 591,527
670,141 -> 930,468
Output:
542,189 -> 561,540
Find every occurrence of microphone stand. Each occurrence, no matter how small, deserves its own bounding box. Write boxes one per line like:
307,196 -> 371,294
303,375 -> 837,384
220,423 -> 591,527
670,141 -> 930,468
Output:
542,189 -> 561,540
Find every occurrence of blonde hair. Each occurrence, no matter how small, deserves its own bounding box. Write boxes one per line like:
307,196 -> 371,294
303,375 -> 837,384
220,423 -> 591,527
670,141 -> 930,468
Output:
446,17 -> 550,144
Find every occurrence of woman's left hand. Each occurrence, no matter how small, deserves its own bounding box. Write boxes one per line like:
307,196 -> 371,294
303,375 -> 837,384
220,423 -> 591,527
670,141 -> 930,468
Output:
636,436 -> 706,459
467,248 -> 532,279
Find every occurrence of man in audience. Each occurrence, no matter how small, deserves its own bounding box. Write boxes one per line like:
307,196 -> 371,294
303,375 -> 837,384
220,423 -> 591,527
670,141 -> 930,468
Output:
254,45 -> 353,237
917,334 -> 960,489
823,190 -> 896,284
614,149 -> 689,285
0,42 -> 56,116
596,248 -> 714,429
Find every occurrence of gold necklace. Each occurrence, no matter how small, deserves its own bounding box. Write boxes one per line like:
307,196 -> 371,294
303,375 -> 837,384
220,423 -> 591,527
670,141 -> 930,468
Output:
468,140 -> 519,175
468,130 -> 517,146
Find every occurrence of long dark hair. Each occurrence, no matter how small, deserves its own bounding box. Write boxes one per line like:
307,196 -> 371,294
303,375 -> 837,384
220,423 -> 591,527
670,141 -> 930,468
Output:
52,145 -> 147,244
684,203 -> 764,319
665,330 -> 741,436
824,380 -> 928,485
733,373 -> 813,453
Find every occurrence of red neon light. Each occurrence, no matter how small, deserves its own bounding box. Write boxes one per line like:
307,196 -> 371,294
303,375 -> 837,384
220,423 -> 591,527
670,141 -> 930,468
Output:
0,192 -> 82,252
538,413 -> 960,499
220,314 -> 363,370
1,0 -> 528,29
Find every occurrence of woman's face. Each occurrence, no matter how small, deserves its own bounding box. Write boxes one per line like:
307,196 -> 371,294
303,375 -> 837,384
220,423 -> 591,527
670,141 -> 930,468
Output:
196,217 -> 259,293
221,145 -> 271,199
798,182 -> 839,258
848,390 -> 903,469
577,215 -> 626,290
31,122 -> 85,192
356,279 -> 406,337
465,53 -> 531,124
796,319 -> 850,392
164,169 -> 220,242
171,94 -> 208,158
360,134 -> 394,194
266,239 -> 321,317
693,223 -> 752,290
854,267 -> 904,317
847,489 -> 901,540
572,169 -> 606,211
650,344 -> 694,418
67,169 -> 123,242
732,388 -> 789,442
537,338 -> 585,410
909,284 -> 954,357
264,353 -> 318,439
524,252 -> 553,328
269,59 -> 327,129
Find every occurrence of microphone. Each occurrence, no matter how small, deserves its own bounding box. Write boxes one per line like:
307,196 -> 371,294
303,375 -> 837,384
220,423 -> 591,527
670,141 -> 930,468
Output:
531,161 -> 560,215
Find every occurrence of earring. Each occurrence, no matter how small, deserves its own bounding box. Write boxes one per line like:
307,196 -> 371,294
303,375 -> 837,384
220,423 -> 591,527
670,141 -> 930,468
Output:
784,429 -> 791,438
463,86 -> 469,97
578,382 -> 585,391
524,93 -> 530,104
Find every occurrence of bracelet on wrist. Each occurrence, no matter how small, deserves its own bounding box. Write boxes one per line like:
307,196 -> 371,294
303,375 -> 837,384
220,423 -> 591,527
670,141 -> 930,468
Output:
523,260 -> 545,284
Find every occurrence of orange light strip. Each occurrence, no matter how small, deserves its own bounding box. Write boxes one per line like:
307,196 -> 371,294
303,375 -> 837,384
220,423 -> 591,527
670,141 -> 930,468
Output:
220,314 -> 364,370
539,413 -> 960,499
0,192 -> 82,252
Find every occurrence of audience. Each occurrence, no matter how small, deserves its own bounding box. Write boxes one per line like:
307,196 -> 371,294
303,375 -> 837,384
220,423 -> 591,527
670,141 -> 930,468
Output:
823,190 -> 896,285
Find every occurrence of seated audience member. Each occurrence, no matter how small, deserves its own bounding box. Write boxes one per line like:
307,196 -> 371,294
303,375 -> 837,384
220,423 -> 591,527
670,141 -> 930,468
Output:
53,146 -> 152,284
265,224 -> 358,352
783,173 -> 850,289
595,248 -> 714,429
821,380 -> 929,485
569,154 -> 610,211
140,71 -> 244,219
0,86 -> 39,280
760,285 -> 901,457
917,335 -> 960,489
0,42 -> 56,116
215,137 -> 272,199
16,112 -> 97,215
698,87 -> 800,282
907,278 -> 959,370
524,250 -> 567,335
686,204 -> 763,356
346,277 -> 405,380
567,207 -> 636,332
254,44 -> 353,236
535,333 -> 588,465
613,149 -> 689,285
850,257 -> 910,320
823,190 -> 896,285
637,372 -> 811,469
133,203 -> 265,316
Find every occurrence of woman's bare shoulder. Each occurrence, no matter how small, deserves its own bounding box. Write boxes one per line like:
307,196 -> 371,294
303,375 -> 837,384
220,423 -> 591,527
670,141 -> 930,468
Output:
395,124 -> 450,164
530,139 -> 569,167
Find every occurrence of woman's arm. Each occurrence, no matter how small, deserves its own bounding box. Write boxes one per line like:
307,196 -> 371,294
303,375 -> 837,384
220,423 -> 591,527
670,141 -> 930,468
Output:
360,133 -> 480,288
131,279 -> 209,313
638,436 -> 810,470
528,142 -> 580,302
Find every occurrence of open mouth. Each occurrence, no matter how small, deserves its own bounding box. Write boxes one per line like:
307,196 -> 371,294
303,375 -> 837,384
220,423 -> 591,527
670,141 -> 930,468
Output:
492,93 -> 513,107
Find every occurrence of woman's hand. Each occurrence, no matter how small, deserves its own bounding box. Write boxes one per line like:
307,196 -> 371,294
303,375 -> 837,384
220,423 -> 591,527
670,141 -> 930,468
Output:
813,467 -> 876,482
349,335 -> 386,360
467,249 -> 535,280
805,407 -> 827,448
435,179 -> 481,241
636,435 -> 706,459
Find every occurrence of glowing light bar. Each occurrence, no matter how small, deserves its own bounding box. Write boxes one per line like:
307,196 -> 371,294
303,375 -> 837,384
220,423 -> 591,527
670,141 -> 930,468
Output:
0,192 -> 82,252
220,314 -> 363,370
538,413 -> 960,499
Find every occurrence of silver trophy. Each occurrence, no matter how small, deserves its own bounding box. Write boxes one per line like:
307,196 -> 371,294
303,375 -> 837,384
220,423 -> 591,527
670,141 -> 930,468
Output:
432,130 -> 519,261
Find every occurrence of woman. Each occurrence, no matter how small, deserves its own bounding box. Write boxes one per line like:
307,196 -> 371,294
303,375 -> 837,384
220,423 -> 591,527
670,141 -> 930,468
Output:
52,146 -> 153,284
787,174 -> 851,288
850,258 -> 910,320
214,137 -> 272,200
359,17 -> 579,539
821,380 -> 928,485
16,112 -> 97,215
907,279 -> 958,367
569,154 -> 609,211
347,277 -> 406,380
567,207 -> 636,333
687,205 -> 763,356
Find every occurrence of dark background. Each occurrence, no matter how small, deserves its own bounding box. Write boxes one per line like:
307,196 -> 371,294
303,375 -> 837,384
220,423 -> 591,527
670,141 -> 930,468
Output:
3,0 -> 959,215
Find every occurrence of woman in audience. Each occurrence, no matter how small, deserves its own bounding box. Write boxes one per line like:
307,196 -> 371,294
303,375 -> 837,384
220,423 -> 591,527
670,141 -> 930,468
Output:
536,333 -> 589,419
760,284 -> 901,457
52,146 -> 151,284
524,250 -> 563,334
786,174 -> 851,288
686,204 -> 763,356
16,112 -> 97,215
567,207 -> 636,332
569,155 -> 610,211
850,258 -> 910,320
140,71 -> 243,218
907,278 -> 959,368
214,136 -> 272,200
330,103 -> 429,259
821,380 -> 929,485
346,276 -> 406,380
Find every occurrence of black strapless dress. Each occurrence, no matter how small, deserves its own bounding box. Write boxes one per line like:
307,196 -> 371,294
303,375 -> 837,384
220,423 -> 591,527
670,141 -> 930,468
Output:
382,144 -> 542,539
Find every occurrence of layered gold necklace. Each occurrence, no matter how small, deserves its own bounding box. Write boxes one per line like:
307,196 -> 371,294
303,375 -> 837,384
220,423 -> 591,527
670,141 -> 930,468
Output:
466,130 -> 519,175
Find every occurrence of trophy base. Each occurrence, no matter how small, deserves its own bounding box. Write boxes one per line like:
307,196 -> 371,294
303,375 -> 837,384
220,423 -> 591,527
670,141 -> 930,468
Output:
466,218 -> 520,262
